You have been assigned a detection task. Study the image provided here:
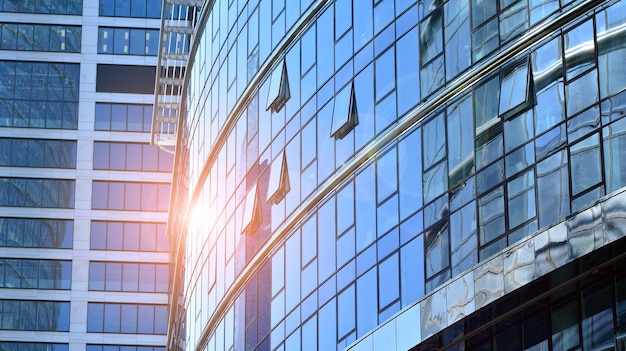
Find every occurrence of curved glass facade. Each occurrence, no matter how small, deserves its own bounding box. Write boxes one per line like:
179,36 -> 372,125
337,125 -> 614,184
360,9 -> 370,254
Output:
166,0 -> 626,350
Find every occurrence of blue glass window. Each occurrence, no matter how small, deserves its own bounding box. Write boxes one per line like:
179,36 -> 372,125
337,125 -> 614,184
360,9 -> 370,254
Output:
0,61 -> 79,129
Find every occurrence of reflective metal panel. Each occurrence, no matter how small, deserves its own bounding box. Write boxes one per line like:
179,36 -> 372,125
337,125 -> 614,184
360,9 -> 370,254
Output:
603,191 -> 626,244
446,271 -> 475,324
567,203 -> 602,260
421,288 -> 448,339
503,239 -> 535,293
474,254 -> 504,309
534,222 -> 568,278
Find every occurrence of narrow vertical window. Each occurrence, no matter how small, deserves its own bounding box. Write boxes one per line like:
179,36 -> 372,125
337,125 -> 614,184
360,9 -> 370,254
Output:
242,184 -> 261,235
330,82 -> 358,139
266,151 -> 290,204
266,59 -> 290,113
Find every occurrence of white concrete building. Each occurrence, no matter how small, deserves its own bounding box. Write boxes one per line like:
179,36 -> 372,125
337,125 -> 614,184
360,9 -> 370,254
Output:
0,1 -> 171,350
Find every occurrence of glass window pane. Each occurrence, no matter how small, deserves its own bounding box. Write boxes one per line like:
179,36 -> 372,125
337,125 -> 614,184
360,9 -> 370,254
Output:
122,263 -> 139,291
89,262 -> 105,290
137,305 -> 154,333
87,303 -> 104,332
109,143 -> 126,170
155,264 -> 168,293
125,143 -> 142,171
110,104 -> 127,131
422,112 -> 446,169
127,104 -> 143,131
478,186 -> 505,245
108,182 -> 125,210
129,29 -> 144,55
499,61 -> 531,117
377,148 -> 397,201
447,95 -> 474,188
142,144 -> 159,171
582,284 -> 614,350
566,69 -> 598,117
130,0 -> 146,17
154,305 -> 168,334
120,304 -> 137,332
398,129 -> 422,220
420,9 -> 443,65
604,119 -> 626,193
123,222 -> 140,250
570,133 -> 601,196
500,1 -> 528,42
105,263 -> 122,291
103,303 -> 121,332
93,142 -> 109,169
450,201 -> 477,274
106,222 -> 123,250
141,222 -> 157,251
445,0 -> 471,79
564,19 -> 594,80
337,284 -> 355,339
537,150 -> 569,229
92,181 -> 108,209
507,169 -> 536,228
124,182 -> 141,210
396,27 -> 420,115
91,221 -> 107,249
157,184 -> 170,212
378,253 -> 399,308
139,264 -> 155,292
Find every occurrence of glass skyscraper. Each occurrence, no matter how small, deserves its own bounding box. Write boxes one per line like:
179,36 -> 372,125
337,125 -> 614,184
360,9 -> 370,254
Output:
156,0 -> 626,350
0,1 -> 171,350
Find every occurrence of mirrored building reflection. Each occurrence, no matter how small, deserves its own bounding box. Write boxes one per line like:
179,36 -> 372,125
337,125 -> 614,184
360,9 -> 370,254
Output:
157,0 -> 626,350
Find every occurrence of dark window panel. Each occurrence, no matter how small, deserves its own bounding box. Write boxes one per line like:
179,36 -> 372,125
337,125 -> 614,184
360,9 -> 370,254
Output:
96,64 -> 155,94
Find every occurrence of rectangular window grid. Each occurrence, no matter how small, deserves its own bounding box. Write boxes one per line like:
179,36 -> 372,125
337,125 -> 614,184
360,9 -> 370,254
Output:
0,178 -> 75,208
95,103 -> 153,132
88,261 -> 168,293
0,258 -> 71,289
93,141 -> 173,172
0,61 -> 79,129
0,138 -> 77,169
86,303 -> 168,334
90,221 -> 168,252
91,181 -> 170,212
0,300 -> 70,331
0,217 -> 73,249
0,23 -> 81,52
